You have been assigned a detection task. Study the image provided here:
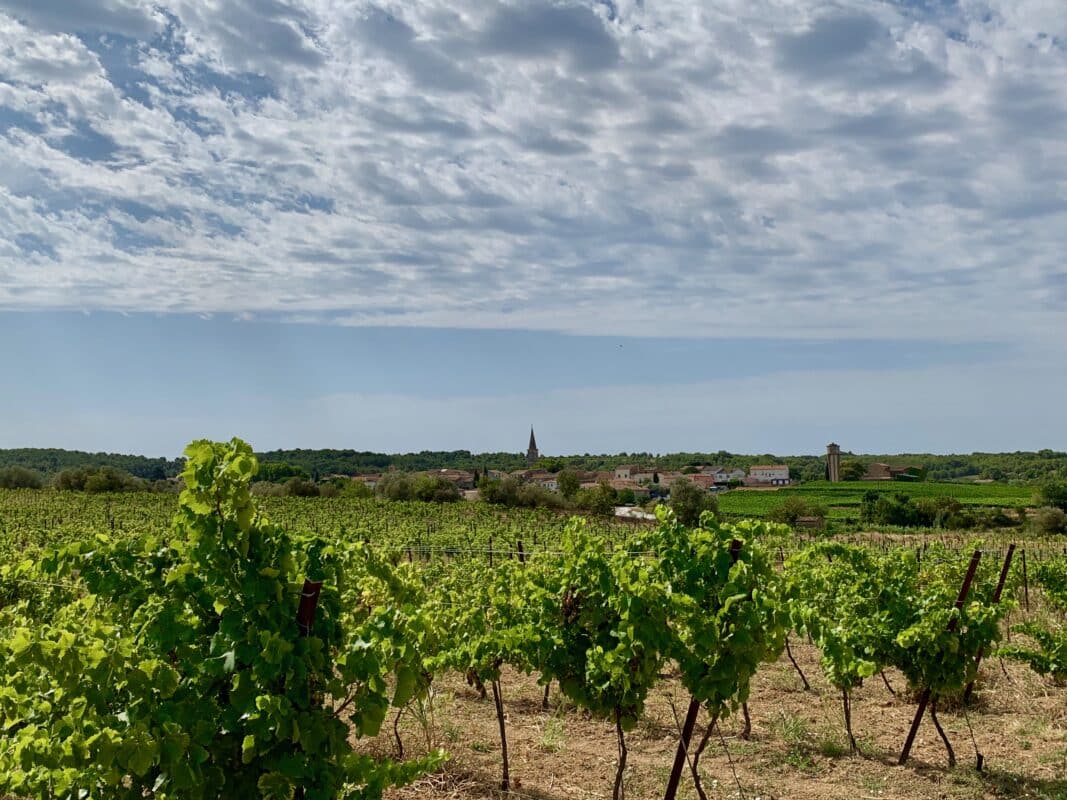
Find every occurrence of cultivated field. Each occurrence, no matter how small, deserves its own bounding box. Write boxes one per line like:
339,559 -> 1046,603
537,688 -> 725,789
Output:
1,471 -> 1065,800
718,481 -> 1035,523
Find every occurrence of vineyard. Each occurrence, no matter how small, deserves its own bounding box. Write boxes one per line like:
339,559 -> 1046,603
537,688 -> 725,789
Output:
717,481 -> 1035,522
0,440 -> 1065,800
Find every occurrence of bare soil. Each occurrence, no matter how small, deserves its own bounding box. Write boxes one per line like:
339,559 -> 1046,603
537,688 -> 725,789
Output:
370,640 -> 1067,800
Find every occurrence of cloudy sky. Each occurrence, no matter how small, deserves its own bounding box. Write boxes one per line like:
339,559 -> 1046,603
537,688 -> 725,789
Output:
0,0 -> 1065,456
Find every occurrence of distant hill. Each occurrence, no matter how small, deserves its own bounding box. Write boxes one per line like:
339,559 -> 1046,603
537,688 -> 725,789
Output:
2,447 -> 1065,484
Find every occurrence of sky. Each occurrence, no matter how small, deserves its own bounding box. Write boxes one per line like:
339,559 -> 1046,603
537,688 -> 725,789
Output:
0,1 -> 1065,456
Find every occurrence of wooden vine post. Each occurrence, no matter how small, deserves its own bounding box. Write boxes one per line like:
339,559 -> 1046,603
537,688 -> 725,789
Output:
963,544 -> 1015,703
662,539 -> 742,800
898,550 -> 981,766
296,579 -> 323,638
1020,548 -> 1030,611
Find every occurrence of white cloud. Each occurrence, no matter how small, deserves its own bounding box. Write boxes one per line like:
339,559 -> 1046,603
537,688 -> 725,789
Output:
0,0 -> 1064,343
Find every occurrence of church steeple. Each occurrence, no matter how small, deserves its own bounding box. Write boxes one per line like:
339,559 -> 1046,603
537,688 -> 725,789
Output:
526,426 -> 539,466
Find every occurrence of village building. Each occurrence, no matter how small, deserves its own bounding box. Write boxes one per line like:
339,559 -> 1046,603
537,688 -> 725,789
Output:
431,469 -> 477,490
862,463 -> 922,481
704,466 -> 746,484
748,464 -> 791,486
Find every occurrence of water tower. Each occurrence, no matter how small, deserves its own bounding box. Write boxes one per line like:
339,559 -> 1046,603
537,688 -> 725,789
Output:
826,443 -> 841,482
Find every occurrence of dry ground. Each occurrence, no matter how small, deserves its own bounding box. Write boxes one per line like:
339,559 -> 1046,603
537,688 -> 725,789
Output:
368,639 -> 1067,800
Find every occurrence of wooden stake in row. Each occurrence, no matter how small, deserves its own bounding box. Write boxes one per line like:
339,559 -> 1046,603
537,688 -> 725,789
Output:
898,550 -> 982,766
663,539 -> 742,800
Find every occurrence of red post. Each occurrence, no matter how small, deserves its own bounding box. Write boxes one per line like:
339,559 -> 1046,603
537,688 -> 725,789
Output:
297,579 -> 323,637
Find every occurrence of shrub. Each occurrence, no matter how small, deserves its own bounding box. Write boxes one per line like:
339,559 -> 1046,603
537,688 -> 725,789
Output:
377,472 -> 414,501
0,466 -> 43,489
54,465 -> 144,493
479,476 -> 520,506
283,477 -> 321,497
1033,506 -> 1067,536
669,478 -> 718,526
575,482 -> 618,516
412,475 -> 461,503
770,496 -> 826,527
1035,481 -> 1067,513
344,481 -> 375,499
516,482 -> 565,509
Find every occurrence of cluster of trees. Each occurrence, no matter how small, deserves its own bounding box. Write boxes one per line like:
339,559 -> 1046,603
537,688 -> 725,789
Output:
376,472 -> 462,503
477,474 -> 717,521
0,466 -> 44,490
0,448 -> 181,480
0,464 -> 174,494
860,491 -> 1018,530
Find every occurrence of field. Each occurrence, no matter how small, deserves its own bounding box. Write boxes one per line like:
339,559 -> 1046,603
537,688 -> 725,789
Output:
718,481 -> 1035,522
1,468 -> 1066,800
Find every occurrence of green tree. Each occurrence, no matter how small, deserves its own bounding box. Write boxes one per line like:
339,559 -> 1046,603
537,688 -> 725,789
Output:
479,476 -> 520,506
557,469 -> 580,500
0,466 -> 43,489
574,482 -> 617,516
377,472 -> 414,502
412,475 -> 461,503
840,460 -> 866,481
283,477 -> 320,497
669,478 -> 718,527
256,462 -> 311,483
54,465 -> 144,493
1036,481 -> 1067,512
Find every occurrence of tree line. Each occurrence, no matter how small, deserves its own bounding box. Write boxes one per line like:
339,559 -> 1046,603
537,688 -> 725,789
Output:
5,446 -> 1067,484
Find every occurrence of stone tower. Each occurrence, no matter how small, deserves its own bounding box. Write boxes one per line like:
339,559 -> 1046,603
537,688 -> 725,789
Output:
526,426 -> 540,467
826,442 -> 841,483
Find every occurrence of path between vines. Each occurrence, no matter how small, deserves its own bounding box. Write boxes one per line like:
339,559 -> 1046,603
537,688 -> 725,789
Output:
364,639 -> 1066,800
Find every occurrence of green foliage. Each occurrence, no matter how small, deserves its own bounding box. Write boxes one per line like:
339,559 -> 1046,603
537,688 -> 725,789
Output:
54,464 -> 145,493
769,496 -> 826,528
411,476 -> 461,504
0,438 -> 441,800
557,469 -> 580,500
639,511 -> 787,718
668,477 -> 717,526
998,556 -> 1067,683
573,482 -> 617,516
256,462 -> 312,483
531,520 -> 669,728
1032,506 -> 1067,536
1036,481 -> 1067,512
284,477 -> 322,497
0,466 -> 43,489
999,623 -> 1067,682
840,460 -> 867,481
1033,557 -> 1067,612
786,544 -> 902,693
376,472 -> 414,502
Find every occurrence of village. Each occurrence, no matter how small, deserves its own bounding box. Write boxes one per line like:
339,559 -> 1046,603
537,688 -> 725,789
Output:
346,428 -> 793,503
342,434 -> 925,504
